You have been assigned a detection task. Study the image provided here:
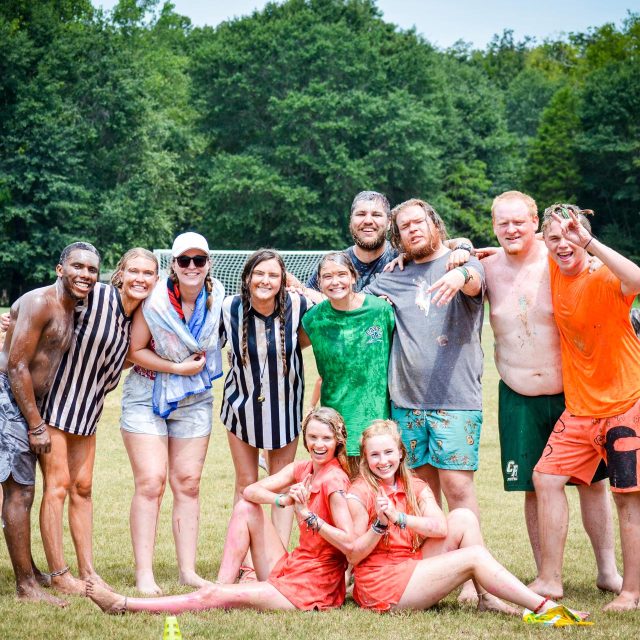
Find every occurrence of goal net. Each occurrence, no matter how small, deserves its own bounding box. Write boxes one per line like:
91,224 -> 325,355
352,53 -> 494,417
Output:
154,249 -> 329,295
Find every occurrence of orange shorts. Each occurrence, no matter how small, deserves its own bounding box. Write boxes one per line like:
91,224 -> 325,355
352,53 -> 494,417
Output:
534,397 -> 640,493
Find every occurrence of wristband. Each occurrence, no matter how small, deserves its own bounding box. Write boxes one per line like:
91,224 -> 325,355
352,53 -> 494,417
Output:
395,512 -> 407,529
371,518 -> 389,535
274,493 -> 287,508
583,237 -> 593,251
456,266 -> 472,285
455,242 -> 473,254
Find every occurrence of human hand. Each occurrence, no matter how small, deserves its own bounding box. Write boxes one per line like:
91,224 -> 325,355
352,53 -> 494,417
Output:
29,425 -> 51,455
291,474 -> 312,515
551,210 -> 592,249
588,255 -> 603,273
445,248 -> 471,271
474,246 -> 499,260
0,312 -> 9,332
383,253 -> 406,273
285,271 -> 303,289
175,352 -> 206,376
427,268 -> 466,306
375,487 -> 390,525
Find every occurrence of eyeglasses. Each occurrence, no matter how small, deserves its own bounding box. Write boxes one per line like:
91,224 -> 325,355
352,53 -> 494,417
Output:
175,255 -> 208,268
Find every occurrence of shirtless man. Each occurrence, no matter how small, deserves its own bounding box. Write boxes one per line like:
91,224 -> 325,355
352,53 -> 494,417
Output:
0,242 -> 99,605
481,191 -> 621,598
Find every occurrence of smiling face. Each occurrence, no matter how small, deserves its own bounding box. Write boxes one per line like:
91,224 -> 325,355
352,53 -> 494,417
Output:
119,256 -> 158,305
492,196 -> 539,255
57,249 -> 100,300
318,259 -> 356,303
172,250 -> 209,289
249,258 -> 283,307
544,219 -> 588,276
364,433 -> 402,484
395,204 -> 441,262
349,198 -> 390,251
304,419 -> 338,465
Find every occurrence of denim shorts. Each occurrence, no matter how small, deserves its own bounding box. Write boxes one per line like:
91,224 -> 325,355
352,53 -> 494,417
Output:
391,403 -> 482,471
120,371 -> 212,439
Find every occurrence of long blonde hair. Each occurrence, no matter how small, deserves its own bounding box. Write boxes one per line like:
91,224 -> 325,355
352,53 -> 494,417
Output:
359,419 -> 422,550
110,248 -> 158,288
302,407 -> 348,474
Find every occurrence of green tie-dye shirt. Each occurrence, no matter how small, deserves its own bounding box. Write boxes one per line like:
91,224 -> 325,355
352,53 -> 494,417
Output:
302,295 -> 395,455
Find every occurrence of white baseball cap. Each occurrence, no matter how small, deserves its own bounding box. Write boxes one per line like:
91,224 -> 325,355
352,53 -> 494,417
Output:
171,232 -> 210,257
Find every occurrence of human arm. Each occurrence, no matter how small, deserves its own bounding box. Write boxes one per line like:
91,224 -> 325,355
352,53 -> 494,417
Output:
290,475 -> 354,554
379,484 -> 447,539
553,210 -> 640,296
7,297 -> 51,453
0,312 -> 9,332
242,462 -> 298,506
444,238 -> 474,270
126,306 -> 206,375
345,489 -> 387,566
427,263 -> 482,306
298,326 -> 311,349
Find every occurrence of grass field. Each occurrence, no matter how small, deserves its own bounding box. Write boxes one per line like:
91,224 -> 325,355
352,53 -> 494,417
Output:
1,324 -> 639,640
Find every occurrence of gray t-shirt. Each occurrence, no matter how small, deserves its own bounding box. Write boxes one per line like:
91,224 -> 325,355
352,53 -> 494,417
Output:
365,253 -> 485,410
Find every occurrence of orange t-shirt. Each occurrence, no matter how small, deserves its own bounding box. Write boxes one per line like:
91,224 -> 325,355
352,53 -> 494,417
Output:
267,458 -> 349,610
549,258 -> 640,417
349,476 -> 427,611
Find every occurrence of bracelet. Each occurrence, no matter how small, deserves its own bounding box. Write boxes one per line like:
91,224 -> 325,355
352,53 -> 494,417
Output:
28,422 -> 47,436
456,266 -> 472,285
395,512 -> 407,529
304,511 -> 324,533
455,242 -> 473,254
274,493 -> 287,508
371,518 -> 389,535
583,237 -> 593,251
49,565 -> 70,578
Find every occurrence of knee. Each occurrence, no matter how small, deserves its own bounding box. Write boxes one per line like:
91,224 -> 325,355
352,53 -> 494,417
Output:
135,475 -> 166,501
447,507 -> 479,532
234,473 -> 258,497
532,471 -> 562,493
169,473 -> 201,500
69,477 -> 93,502
43,474 -> 71,503
233,498 -> 261,520
3,483 -> 35,510
441,476 -> 473,504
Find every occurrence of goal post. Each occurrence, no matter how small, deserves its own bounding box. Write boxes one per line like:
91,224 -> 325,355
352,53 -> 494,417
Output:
153,249 -> 330,295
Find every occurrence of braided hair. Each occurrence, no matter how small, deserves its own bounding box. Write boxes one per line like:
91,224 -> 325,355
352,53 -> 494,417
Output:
240,249 -> 288,376
168,256 -> 214,310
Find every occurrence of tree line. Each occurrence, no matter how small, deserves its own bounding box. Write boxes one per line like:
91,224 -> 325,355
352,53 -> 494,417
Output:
0,0 -> 638,300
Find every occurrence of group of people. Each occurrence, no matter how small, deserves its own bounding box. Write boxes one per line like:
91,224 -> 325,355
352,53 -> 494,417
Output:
0,188 -> 639,620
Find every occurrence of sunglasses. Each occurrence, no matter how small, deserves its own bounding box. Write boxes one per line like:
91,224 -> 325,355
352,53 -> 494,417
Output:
175,255 -> 208,268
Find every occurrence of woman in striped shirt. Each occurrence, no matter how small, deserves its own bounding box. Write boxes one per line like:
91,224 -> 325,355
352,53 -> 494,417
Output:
38,248 -> 159,595
220,249 -> 311,562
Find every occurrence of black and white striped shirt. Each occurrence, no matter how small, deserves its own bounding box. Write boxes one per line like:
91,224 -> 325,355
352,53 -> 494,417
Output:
41,283 -> 132,436
220,292 -> 308,450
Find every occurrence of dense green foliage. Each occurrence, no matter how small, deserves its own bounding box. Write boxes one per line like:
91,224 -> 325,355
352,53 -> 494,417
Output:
0,0 -> 637,299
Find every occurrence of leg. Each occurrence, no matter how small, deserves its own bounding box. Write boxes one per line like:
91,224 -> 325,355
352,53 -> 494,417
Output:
87,580 -> 295,614
530,471 -> 570,599
226,431 -> 259,504
266,437 -> 298,547
216,499 -> 287,583
168,434 -> 210,588
420,508 -> 517,615
524,491 -> 542,572
438,469 -> 479,518
605,492 -> 640,611
412,464 -> 442,506
38,428 -> 86,595
576,480 -> 622,594
122,431 -> 168,594
2,477 -> 67,606
397,544 -> 562,613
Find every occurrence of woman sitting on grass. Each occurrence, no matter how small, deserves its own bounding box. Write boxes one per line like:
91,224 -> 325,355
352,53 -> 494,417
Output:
347,420 -> 589,621
87,407 -> 353,613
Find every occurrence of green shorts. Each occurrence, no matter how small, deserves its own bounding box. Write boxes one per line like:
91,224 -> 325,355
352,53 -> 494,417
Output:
498,381 -> 607,491
392,403 -> 482,471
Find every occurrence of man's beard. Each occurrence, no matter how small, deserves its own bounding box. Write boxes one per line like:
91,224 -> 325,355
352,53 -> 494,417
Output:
350,225 -> 387,251
404,240 -> 436,262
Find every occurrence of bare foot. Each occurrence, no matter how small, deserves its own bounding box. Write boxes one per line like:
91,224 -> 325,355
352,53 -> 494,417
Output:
179,570 -> 209,589
603,591 -> 640,612
86,579 -> 127,614
477,592 -> 519,616
52,572 -> 87,596
17,581 -> 68,607
80,572 -> 113,592
597,572 -> 623,595
33,566 -> 51,588
457,581 -> 479,606
527,577 -> 563,600
135,571 -> 162,595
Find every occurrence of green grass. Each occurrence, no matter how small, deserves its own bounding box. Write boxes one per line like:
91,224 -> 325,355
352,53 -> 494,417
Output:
1,327 -> 639,639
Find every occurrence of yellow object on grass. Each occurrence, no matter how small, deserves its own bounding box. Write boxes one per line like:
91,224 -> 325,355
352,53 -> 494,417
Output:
163,615 -> 183,639
523,604 -> 593,627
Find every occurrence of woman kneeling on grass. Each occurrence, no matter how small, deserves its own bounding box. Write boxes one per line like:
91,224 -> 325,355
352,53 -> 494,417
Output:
87,407 -> 353,613
347,420 -> 589,621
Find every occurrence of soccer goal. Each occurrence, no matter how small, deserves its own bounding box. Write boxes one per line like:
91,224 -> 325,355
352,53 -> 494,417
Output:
154,249 -> 329,295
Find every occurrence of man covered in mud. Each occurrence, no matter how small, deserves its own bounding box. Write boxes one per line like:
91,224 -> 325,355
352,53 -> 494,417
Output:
0,242 -> 99,606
